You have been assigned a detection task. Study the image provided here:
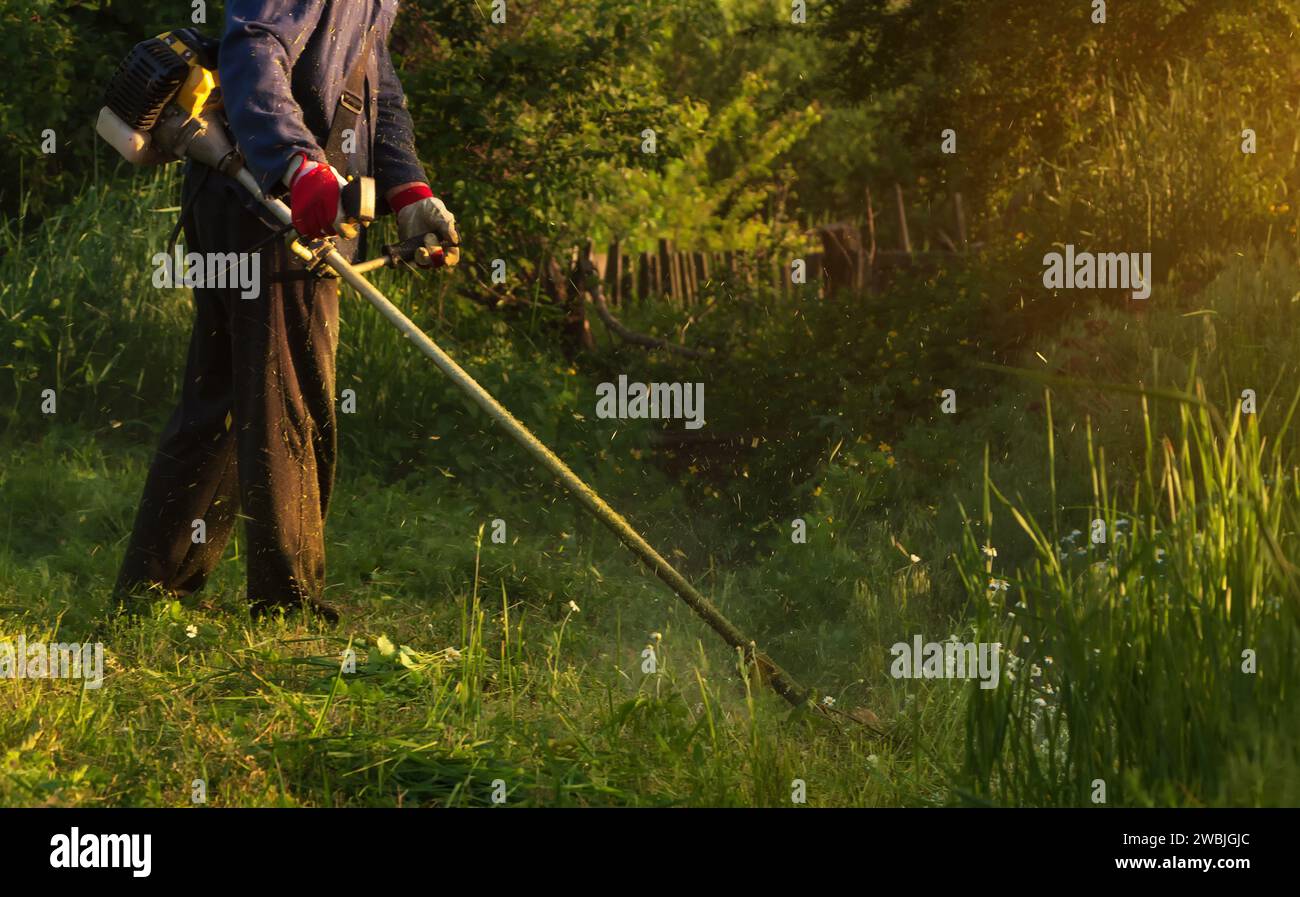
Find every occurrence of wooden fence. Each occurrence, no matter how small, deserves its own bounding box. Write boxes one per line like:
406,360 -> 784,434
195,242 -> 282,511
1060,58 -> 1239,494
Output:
568,187 -> 975,307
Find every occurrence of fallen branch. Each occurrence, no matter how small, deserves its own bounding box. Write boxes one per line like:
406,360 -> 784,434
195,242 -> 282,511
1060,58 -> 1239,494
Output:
586,283 -> 708,359
574,248 -> 709,358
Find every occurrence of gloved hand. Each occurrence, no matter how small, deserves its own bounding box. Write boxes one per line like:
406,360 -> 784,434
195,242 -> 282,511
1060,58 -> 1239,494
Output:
389,184 -> 460,268
285,153 -> 347,239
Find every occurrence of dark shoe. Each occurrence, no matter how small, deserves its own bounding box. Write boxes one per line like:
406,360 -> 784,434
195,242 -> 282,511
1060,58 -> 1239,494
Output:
110,582 -> 179,620
249,595 -> 341,625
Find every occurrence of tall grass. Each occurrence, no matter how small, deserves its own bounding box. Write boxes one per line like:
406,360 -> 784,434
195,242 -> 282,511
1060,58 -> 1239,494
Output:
960,384 -> 1300,806
1022,62 -> 1298,293
0,169 -> 192,430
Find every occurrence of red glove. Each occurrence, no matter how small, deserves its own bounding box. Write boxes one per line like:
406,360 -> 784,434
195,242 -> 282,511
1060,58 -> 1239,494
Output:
287,153 -> 342,239
389,183 -> 434,212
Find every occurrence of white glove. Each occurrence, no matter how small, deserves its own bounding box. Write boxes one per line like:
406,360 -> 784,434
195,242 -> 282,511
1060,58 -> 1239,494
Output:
394,193 -> 460,268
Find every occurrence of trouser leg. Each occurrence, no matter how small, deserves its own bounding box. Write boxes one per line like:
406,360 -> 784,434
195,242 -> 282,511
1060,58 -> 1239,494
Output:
115,177 -> 241,600
228,220 -> 340,608
116,169 -> 340,610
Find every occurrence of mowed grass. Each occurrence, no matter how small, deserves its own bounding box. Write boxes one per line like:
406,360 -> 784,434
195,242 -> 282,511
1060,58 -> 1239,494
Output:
0,430 -> 967,807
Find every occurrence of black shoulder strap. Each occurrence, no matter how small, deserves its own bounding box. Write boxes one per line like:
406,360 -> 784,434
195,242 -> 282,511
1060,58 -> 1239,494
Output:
324,25 -> 378,175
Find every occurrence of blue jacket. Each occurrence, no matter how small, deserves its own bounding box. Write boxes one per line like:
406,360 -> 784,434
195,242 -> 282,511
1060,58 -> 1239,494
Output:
219,0 -> 428,203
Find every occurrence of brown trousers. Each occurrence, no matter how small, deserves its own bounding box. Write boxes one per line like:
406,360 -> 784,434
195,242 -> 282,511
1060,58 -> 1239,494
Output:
116,167 -> 340,609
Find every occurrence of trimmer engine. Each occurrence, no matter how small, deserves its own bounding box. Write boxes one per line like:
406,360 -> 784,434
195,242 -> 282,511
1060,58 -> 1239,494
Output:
96,29 -> 241,175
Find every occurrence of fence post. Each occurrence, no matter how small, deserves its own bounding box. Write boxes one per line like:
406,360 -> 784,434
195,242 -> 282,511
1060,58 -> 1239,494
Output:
894,183 -> 912,257
807,251 -> 824,297
565,244 -> 594,351
637,251 -> 651,303
658,239 -> 675,304
607,239 -> 621,305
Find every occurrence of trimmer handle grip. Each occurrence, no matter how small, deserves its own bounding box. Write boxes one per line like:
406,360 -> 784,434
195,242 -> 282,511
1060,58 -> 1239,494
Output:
382,233 -> 447,268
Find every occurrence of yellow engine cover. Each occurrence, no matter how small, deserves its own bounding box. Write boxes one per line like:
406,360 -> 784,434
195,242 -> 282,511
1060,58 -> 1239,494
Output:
158,31 -> 221,122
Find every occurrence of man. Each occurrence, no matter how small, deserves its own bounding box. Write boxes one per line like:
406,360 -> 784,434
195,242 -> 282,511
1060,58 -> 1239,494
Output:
114,1 -> 458,621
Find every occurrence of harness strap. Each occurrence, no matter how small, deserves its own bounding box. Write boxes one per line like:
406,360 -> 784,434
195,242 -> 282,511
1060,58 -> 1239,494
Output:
324,25 -> 378,176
